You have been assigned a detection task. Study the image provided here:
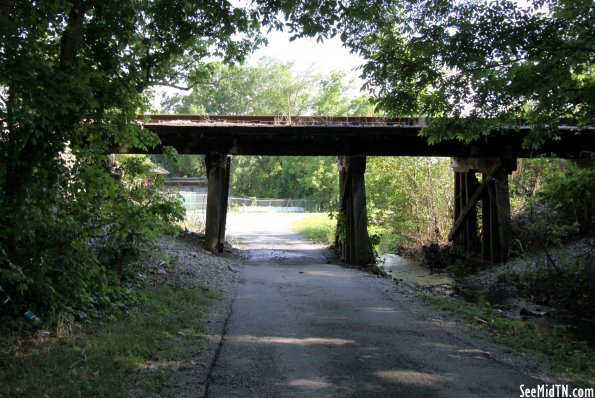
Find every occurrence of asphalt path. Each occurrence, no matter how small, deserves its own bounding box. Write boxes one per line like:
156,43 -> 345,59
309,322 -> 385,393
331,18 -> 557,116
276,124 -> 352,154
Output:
206,213 -> 543,397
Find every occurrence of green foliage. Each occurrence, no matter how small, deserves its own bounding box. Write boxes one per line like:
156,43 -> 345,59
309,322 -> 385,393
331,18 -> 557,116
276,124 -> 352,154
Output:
231,156 -> 339,211
345,0 -> 595,146
509,158 -> 565,211
97,156 -> 185,279
540,162 -> 595,227
292,214 -> 336,244
0,286 -> 216,398
423,294 -> 595,386
163,57 -> 377,117
366,157 -> 453,253
0,0 -> 327,318
148,154 -> 206,178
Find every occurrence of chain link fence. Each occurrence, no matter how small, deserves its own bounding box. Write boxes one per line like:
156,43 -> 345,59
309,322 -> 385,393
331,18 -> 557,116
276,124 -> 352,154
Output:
175,191 -> 318,213
229,197 -> 317,212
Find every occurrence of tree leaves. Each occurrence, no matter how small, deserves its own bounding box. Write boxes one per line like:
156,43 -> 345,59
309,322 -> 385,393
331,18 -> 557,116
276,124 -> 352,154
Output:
347,0 -> 595,147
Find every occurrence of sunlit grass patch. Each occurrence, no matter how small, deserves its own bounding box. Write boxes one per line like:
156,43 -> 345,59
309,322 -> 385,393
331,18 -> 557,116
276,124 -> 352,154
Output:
0,287 -> 216,398
292,214 -> 335,244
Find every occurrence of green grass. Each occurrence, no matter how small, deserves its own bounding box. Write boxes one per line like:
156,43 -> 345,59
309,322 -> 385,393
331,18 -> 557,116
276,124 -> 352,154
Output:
0,287 -> 216,398
292,214 -> 335,244
422,294 -> 595,387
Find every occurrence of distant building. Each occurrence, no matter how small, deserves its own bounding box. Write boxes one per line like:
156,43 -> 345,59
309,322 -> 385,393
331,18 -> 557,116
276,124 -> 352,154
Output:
164,177 -> 208,210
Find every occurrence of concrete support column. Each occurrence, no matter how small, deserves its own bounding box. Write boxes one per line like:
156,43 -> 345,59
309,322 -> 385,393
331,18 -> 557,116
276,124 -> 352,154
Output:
205,152 -> 230,254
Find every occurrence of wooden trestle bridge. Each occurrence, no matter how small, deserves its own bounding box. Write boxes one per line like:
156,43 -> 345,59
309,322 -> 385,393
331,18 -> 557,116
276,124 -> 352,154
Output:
125,115 -> 594,266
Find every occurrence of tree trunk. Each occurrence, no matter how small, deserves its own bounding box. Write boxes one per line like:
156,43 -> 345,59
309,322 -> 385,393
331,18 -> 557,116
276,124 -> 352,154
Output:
60,0 -> 87,69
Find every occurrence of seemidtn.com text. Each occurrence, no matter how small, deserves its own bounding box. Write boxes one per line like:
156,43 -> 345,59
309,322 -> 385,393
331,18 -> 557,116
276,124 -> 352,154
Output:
520,385 -> 594,398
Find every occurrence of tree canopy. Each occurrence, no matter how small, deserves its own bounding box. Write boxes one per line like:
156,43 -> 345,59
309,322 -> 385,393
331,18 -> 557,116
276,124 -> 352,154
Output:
162,57 -> 375,117
343,0 -> 594,147
0,0 -> 357,315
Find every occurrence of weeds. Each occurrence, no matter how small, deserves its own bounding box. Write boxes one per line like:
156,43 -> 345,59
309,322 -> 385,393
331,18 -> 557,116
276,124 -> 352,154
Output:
292,214 -> 335,244
422,294 -> 595,387
0,286 -> 216,398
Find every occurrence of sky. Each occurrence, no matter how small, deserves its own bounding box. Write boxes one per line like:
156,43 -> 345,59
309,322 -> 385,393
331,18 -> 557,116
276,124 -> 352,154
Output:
247,30 -> 365,76
153,30 -> 366,111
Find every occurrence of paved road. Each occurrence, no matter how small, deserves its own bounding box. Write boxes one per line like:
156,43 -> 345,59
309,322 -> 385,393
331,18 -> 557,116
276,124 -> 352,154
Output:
207,213 -> 542,397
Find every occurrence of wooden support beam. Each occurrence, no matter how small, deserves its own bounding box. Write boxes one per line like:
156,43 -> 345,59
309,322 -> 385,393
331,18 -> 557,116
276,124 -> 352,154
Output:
495,170 -> 512,262
336,156 -> 349,261
335,155 -> 373,266
464,171 -> 480,252
448,162 -> 502,241
217,156 -> 232,249
335,157 -> 346,250
350,156 -> 372,266
204,152 -> 228,254
482,178 -> 495,262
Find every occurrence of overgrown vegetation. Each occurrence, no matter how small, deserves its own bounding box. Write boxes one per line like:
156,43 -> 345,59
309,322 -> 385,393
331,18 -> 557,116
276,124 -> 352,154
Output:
292,214 -> 336,244
0,1 -> 592,390
366,157 -> 453,255
423,294 -> 595,387
0,286 -> 216,398
0,0 -> 362,325
0,154 -> 183,322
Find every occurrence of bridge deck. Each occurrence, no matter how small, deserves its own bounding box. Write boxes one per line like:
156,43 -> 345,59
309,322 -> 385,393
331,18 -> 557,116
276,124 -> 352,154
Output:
131,115 -> 594,158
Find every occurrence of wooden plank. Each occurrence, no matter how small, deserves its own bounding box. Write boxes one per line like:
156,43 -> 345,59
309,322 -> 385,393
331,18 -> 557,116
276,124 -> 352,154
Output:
335,157 -> 347,251
481,179 -> 492,262
139,114 -> 422,126
448,162 -> 502,241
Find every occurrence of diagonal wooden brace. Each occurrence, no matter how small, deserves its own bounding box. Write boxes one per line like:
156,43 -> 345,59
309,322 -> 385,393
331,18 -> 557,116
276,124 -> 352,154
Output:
448,161 -> 502,242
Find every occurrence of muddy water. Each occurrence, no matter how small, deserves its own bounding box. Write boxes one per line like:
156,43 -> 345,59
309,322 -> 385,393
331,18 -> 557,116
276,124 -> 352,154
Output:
379,254 -> 595,346
379,254 -> 454,290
